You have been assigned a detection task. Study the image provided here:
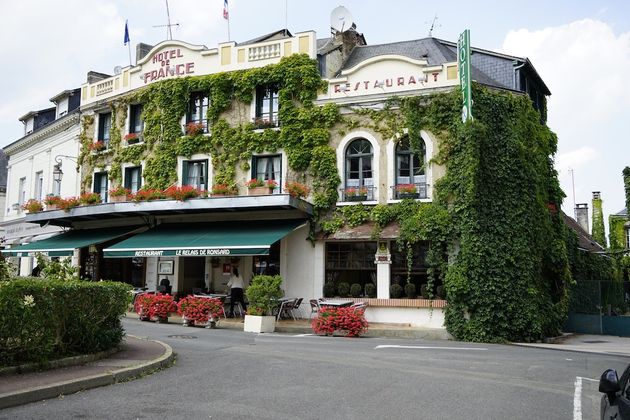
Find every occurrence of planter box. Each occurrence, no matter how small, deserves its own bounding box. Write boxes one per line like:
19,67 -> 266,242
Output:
248,187 -> 273,196
397,192 -> 419,199
110,195 -> 128,203
347,195 -> 368,202
244,315 -> 276,333
45,204 -> 59,211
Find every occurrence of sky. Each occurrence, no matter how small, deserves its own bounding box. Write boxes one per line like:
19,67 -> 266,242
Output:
0,0 -> 629,241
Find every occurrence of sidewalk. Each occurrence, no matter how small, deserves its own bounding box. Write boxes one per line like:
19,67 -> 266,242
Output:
0,335 -> 174,410
2,316 -> 629,411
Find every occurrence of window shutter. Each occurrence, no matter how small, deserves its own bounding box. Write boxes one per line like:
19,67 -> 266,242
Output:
203,160 -> 209,190
182,161 -> 189,186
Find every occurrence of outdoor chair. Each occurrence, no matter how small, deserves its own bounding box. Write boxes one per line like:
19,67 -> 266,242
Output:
223,296 -> 243,318
277,298 -> 298,321
292,298 -> 304,319
351,301 -> 368,313
309,299 -> 320,319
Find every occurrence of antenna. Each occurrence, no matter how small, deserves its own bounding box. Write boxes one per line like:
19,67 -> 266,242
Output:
153,0 -> 180,40
427,14 -> 441,37
330,6 -> 355,34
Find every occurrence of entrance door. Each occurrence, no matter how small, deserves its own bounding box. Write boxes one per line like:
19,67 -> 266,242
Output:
181,257 -> 206,294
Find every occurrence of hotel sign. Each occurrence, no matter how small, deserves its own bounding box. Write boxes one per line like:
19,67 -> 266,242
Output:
143,48 -> 195,84
458,29 -> 473,122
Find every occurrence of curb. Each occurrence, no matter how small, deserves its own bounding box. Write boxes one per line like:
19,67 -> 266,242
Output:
0,335 -> 175,410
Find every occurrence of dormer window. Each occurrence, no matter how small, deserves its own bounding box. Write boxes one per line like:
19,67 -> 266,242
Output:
254,84 -> 279,128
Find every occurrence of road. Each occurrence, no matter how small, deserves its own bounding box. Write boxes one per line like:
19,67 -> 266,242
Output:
1,318 -> 627,420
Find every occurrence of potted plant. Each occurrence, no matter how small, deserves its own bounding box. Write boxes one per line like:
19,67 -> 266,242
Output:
244,274 -> 283,333
177,296 -> 224,328
246,178 -> 276,195
58,197 -> 80,212
404,282 -> 417,298
88,140 -> 106,152
79,192 -> 102,206
134,293 -> 154,321
131,188 -> 165,202
44,194 -> 63,211
22,199 -> 43,213
312,306 -> 368,337
150,293 -> 178,323
395,183 -> 419,199
284,181 -> 310,198
124,132 -> 141,145
211,183 -> 236,197
185,121 -> 205,136
345,186 -> 368,201
252,117 -> 276,129
164,185 -> 200,201
109,186 -> 130,203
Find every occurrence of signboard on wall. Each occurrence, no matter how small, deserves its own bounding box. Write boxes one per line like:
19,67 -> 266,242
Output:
458,29 -> 473,123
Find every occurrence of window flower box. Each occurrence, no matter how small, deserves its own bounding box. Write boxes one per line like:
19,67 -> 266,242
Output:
79,192 -> 102,205
44,195 -> 62,211
124,133 -> 141,145
22,199 -> 43,213
395,184 -> 419,199
185,122 -> 205,136
252,117 -> 277,129
246,179 -> 277,196
211,184 -> 236,197
345,187 -> 368,202
285,181 -> 310,198
88,141 -> 106,152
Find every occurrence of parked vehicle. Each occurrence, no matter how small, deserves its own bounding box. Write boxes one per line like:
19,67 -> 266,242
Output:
599,363 -> 630,419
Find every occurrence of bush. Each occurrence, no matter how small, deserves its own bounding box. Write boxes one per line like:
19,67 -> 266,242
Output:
323,282 -> 336,298
350,283 -> 362,298
337,282 -> 350,297
436,285 -> 445,299
390,284 -> 403,298
177,296 -> 224,324
404,283 -> 417,298
245,275 -> 283,316
420,284 -> 429,298
365,283 -> 376,298
312,306 -> 368,337
0,278 -> 131,367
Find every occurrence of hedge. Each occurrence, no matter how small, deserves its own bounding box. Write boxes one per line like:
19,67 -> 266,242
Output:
0,278 -> 131,367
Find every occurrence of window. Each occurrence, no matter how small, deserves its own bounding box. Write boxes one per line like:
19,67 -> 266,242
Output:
344,139 -> 374,200
124,166 -> 142,194
252,155 -> 281,193
34,171 -> 44,201
325,242 -> 377,294
93,172 -> 108,202
182,160 -> 208,190
98,112 -> 112,147
18,177 -> 26,206
129,104 -> 143,134
626,228 -> 630,249
394,136 -> 426,199
186,93 -> 209,133
255,84 -> 279,127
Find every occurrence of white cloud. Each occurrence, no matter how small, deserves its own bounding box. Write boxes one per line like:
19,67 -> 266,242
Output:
555,147 -> 598,173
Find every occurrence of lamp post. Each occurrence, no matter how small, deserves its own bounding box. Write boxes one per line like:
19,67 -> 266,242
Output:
53,155 -> 77,196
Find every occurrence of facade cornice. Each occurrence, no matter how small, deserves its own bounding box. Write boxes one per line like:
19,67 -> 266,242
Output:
4,112 -> 80,155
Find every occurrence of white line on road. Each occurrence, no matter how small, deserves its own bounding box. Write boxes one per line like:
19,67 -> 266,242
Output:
374,345 -> 487,351
574,376 -> 582,420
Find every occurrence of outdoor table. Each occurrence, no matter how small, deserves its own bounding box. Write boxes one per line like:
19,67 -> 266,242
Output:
318,300 -> 353,308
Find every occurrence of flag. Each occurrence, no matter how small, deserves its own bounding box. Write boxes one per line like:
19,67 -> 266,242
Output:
223,0 -> 229,20
124,20 -> 130,45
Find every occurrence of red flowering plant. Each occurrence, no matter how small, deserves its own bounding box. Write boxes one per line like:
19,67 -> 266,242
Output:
185,122 -> 205,136
58,197 -> 80,212
44,195 -> 63,206
177,296 -> 224,326
245,178 -> 265,189
284,181 -> 310,198
311,306 -> 368,337
21,199 -> 43,213
164,185 -> 200,201
109,186 -> 130,197
150,293 -> 178,319
124,132 -> 141,144
265,179 -> 278,189
395,184 -> 417,194
79,192 -> 102,205
211,183 -> 236,195
345,186 -> 368,198
131,188 -> 165,202
134,293 -> 155,321
88,141 -> 106,152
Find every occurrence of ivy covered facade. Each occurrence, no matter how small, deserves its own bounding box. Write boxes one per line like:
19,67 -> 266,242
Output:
5,25 -> 587,341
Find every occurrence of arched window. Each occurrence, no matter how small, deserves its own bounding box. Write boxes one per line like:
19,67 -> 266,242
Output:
395,136 -> 426,199
345,139 -> 373,201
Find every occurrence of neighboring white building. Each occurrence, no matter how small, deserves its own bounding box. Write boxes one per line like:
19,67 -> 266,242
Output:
1,89 -> 81,275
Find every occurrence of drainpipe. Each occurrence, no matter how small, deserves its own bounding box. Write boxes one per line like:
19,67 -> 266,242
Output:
513,61 -> 526,91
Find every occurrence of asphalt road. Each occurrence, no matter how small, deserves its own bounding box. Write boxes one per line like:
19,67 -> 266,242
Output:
1,318 -> 628,420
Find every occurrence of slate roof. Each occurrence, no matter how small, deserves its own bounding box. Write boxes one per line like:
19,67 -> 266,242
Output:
613,208 -> 628,217
239,29 -> 292,46
562,212 -> 605,252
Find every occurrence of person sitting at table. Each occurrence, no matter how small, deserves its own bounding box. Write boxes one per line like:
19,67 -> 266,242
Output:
226,267 -> 247,318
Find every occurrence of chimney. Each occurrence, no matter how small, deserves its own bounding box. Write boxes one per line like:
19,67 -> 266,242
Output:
591,191 -> 606,247
575,203 -> 589,233
136,43 -> 154,63
333,27 -> 366,63
86,71 -> 111,84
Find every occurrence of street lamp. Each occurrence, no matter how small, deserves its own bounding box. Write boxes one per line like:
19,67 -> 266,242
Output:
53,155 -> 78,194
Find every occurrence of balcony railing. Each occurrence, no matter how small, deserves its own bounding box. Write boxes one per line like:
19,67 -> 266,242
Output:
391,183 -> 428,200
340,185 -> 376,202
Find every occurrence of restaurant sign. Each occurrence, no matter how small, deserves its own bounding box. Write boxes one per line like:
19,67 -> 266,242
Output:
107,247 -> 271,258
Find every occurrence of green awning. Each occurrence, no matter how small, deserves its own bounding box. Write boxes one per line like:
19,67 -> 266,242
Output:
103,220 -> 305,258
1,227 -> 140,257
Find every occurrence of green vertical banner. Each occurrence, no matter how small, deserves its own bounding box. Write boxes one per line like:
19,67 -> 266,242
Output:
458,29 -> 473,122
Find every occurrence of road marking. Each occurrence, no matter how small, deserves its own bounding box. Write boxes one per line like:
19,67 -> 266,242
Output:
374,345 -> 487,351
573,376 -> 582,420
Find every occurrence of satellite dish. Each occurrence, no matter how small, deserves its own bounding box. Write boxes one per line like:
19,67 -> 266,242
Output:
330,6 -> 354,33
113,66 -> 122,75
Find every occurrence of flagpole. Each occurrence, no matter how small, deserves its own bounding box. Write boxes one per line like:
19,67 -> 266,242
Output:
128,42 -> 133,67
227,8 -> 231,41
